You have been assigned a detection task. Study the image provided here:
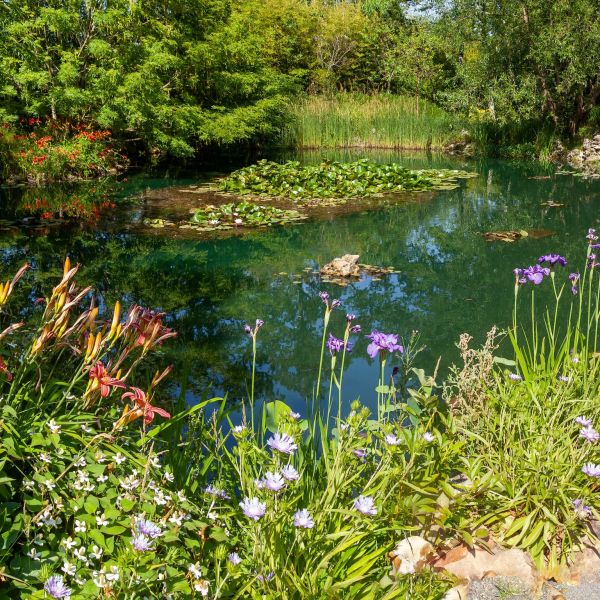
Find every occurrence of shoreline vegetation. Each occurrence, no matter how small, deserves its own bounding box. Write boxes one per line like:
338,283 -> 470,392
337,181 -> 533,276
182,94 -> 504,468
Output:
3,236 -> 600,598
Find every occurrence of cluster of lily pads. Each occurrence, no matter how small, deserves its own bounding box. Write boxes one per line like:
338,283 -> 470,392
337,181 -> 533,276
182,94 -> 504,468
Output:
189,201 -> 306,231
219,159 -> 477,200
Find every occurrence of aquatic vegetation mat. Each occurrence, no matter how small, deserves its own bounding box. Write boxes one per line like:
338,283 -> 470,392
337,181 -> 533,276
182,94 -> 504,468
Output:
219,159 -> 477,200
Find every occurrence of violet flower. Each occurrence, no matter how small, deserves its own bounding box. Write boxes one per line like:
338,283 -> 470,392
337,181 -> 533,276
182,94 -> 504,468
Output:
523,265 -> 550,284
587,228 -> 598,243
423,432 -> 435,442
327,333 -> 345,356
44,576 -> 72,599
229,552 -> 242,565
267,432 -> 297,454
582,463 -> 600,477
573,499 -> 592,519
508,373 -> 522,381
385,433 -> 401,446
366,330 -> 403,358
262,472 -> 286,492
353,495 -> 377,516
538,254 -> 567,267
131,534 -> 153,552
589,254 -> 597,269
136,518 -> 163,538
575,416 -> 592,427
580,426 -> 599,442
570,272 -> 580,295
281,464 -> 300,481
353,449 -> 366,459
293,508 -> 315,528
239,497 -> 266,520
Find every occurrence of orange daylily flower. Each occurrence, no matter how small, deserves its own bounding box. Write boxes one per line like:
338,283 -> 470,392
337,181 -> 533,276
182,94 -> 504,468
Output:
121,387 -> 170,425
89,362 -> 125,397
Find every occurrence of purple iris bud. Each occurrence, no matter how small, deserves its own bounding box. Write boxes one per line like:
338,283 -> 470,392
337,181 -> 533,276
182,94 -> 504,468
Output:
592,244 -> 600,250
319,291 -> 329,304
573,499 -> 592,519
580,426 -> 599,442
366,330 -> 404,358
255,319 -> 264,330
346,313 -> 356,322
244,324 -> 252,335
353,495 -> 377,515
132,534 -> 153,551
350,324 -> 361,334
44,576 -> 72,599
538,254 -> 567,267
326,333 -> 345,355
587,228 -> 598,242
513,268 -> 523,277
582,463 -> 600,477
589,254 -> 597,269
331,299 -> 342,309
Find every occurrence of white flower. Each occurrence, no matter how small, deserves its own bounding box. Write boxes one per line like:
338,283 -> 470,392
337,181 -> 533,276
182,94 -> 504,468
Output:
194,580 -> 209,596
61,560 -> 76,576
105,565 -> 119,582
92,570 -> 107,587
47,419 -> 61,434
149,455 -> 161,469
97,474 -> 108,483
61,537 -> 77,550
113,453 -> 126,465
188,563 -> 202,579
177,490 -> 187,503
154,490 -> 171,506
119,475 -> 140,492
73,546 -> 89,565
169,513 -> 184,526
73,456 -> 87,467
233,425 -> 245,434
81,424 -> 94,433
96,513 -> 109,527
89,545 -> 103,560
74,519 -> 87,533
33,534 -> 44,546
39,453 -> 52,464
163,471 -> 174,483
27,547 -> 41,560
423,432 -> 435,443
23,479 -> 35,490
207,511 -> 218,521
95,451 -> 106,463
43,479 -> 56,490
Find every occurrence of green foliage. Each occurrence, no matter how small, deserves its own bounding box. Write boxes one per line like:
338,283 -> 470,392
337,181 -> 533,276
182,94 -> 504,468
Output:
190,201 -> 306,230
220,159 -> 477,200
280,93 -> 461,150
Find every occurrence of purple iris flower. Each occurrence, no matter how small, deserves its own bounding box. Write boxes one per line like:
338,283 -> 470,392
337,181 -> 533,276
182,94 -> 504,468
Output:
589,254 -> 597,269
319,291 -> 329,304
570,272 -> 580,295
327,333 -> 345,355
44,576 -> 72,599
587,228 -> 598,243
538,254 -> 567,267
522,265 -> 550,284
346,313 -> 356,322
366,330 -> 403,358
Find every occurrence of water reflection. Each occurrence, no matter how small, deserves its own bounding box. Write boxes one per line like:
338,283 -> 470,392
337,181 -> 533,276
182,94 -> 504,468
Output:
0,154 -> 598,414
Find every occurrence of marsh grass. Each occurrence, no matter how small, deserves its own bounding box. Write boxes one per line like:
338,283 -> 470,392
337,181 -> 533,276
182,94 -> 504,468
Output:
279,93 -> 461,150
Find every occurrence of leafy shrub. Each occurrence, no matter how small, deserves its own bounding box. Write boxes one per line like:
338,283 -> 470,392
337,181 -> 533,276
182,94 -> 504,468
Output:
0,121 -> 127,184
220,159 -> 477,200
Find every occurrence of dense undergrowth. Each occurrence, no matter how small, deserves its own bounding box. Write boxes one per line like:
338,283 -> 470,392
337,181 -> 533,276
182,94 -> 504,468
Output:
2,231 -> 600,598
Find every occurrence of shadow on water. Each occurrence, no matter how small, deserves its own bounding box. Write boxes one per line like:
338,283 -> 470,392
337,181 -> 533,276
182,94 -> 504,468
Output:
0,151 -> 598,414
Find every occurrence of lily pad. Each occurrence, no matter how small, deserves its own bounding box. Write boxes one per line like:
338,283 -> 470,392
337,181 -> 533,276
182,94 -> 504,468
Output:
483,229 -> 555,243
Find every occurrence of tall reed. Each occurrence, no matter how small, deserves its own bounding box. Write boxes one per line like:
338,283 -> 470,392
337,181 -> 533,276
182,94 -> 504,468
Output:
280,93 -> 461,150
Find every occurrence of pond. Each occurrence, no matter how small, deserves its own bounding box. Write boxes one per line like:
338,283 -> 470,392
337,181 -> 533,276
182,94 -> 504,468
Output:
1,150 -> 598,415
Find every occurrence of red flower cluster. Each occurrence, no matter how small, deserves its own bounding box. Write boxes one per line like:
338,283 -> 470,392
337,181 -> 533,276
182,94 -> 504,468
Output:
75,130 -> 111,142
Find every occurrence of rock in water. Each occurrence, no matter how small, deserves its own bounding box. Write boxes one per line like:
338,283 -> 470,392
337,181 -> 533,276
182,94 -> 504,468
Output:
320,254 -> 360,278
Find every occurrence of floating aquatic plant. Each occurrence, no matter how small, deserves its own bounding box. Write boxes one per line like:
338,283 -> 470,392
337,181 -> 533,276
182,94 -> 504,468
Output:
219,159 -> 477,201
189,200 -> 306,230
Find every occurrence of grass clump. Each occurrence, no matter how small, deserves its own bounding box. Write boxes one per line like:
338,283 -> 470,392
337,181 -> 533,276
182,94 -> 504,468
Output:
220,159 -> 476,201
280,93 -> 461,150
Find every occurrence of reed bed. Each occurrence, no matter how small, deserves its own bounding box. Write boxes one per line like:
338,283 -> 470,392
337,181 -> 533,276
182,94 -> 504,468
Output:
280,93 -> 461,150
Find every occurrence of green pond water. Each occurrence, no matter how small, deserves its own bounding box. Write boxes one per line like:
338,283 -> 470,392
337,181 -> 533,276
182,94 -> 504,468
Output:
0,150 -> 598,414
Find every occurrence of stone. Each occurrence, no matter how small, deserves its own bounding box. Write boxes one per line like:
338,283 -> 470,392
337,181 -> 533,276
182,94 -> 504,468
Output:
436,546 -> 537,588
389,536 -> 434,575
320,254 -> 360,278
442,585 -> 468,600
566,134 -> 600,177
